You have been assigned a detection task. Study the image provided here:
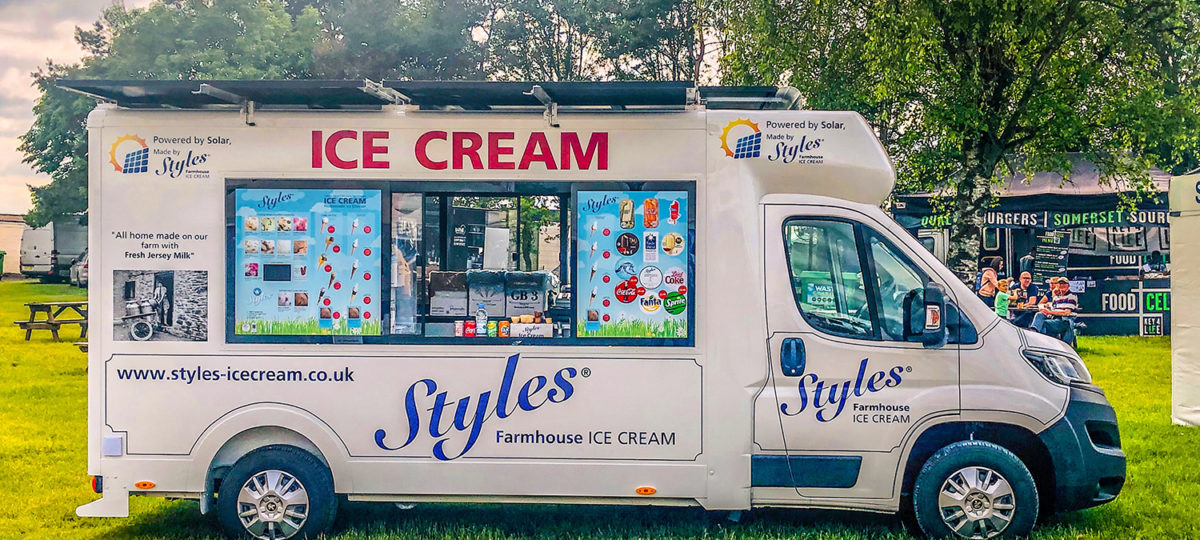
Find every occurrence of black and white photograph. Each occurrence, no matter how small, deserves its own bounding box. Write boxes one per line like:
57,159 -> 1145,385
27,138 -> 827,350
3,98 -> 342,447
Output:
112,270 -> 208,342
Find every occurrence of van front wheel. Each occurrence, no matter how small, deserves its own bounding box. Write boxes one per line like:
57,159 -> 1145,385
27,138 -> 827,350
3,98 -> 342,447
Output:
216,445 -> 337,540
912,440 -> 1038,539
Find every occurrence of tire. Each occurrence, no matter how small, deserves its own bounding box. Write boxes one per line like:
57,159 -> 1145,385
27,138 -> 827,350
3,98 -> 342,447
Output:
912,440 -> 1038,539
217,445 -> 337,540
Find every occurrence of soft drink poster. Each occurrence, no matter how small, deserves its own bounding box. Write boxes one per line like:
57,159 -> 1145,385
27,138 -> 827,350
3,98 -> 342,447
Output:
576,190 -> 689,339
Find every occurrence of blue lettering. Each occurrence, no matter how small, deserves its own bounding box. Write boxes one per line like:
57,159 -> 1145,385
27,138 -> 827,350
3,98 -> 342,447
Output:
495,354 -> 520,418
374,354 -> 582,460
779,359 -> 906,421
549,367 -> 576,402
518,376 -> 548,411
373,378 -> 435,451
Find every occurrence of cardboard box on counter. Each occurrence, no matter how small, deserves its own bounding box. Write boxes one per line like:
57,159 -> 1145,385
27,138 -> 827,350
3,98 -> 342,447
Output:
467,270 -> 506,315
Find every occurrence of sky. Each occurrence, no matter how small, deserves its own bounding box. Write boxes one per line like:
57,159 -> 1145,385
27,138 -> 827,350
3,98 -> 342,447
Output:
0,0 -> 151,216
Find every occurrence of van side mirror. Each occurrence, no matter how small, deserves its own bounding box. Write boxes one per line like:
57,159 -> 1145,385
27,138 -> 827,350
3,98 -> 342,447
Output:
904,282 -> 948,349
921,283 -> 948,349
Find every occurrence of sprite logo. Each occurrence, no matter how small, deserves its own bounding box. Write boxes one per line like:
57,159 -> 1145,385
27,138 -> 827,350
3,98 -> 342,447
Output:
664,291 -> 686,315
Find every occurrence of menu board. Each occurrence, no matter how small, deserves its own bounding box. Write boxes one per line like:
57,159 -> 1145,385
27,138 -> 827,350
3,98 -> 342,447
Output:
1032,230 -> 1069,283
576,191 -> 689,339
234,188 -> 382,336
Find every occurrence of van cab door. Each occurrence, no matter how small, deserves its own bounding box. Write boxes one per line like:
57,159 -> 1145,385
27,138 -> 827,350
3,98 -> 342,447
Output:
755,203 -> 961,501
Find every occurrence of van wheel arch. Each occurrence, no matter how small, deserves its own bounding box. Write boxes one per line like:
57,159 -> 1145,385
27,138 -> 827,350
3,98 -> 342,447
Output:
203,427 -> 330,515
901,422 -> 1055,517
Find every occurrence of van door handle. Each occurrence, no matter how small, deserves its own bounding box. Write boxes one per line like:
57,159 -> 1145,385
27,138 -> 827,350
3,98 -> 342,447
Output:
780,338 -> 805,377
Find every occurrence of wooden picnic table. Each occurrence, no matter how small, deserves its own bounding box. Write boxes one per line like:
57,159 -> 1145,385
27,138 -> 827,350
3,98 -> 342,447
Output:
14,301 -> 88,341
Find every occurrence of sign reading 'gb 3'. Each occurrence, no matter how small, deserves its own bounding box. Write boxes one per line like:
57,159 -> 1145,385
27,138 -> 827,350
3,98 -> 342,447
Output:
311,130 -> 609,171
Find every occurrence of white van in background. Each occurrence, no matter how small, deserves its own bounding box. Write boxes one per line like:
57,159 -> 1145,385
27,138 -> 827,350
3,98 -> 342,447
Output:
20,218 -> 88,282
66,80 -> 1124,540
19,224 -> 53,278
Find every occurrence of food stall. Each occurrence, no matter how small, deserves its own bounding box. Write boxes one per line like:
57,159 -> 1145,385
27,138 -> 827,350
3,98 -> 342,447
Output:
893,157 -> 1171,336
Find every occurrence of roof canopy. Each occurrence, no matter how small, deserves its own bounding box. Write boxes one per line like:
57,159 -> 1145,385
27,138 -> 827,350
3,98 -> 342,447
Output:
57,79 -> 800,111
898,154 -> 1170,199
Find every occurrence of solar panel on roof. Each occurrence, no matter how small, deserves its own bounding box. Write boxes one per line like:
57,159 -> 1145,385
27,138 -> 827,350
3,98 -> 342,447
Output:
56,79 -> 798,111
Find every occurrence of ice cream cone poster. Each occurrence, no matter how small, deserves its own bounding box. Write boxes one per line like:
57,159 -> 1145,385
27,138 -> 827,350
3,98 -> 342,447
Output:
234,188 -> 382,336
576,190 -> 690,339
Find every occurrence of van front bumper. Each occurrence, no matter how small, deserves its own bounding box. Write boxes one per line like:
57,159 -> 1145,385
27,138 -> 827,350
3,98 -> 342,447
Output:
1037,384 -> 1126,512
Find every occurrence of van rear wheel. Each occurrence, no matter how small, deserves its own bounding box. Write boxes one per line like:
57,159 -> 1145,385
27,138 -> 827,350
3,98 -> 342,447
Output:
912,440 -> 1037,539
217,445 -> 337,540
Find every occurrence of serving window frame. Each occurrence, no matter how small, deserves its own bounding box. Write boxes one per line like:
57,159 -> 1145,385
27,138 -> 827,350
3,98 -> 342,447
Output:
225,178 -> 696,347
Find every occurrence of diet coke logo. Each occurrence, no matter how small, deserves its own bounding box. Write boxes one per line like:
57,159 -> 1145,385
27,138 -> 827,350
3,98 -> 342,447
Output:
664,267 -> 686,286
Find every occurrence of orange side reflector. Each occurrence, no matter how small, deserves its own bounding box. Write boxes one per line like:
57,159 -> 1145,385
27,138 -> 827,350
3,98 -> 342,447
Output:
134,481 -> 156,490
635,486 -> 656,496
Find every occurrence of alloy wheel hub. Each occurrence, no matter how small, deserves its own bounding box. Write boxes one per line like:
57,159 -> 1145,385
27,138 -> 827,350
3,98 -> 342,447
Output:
236,470 -> 310,540
937,466 -> 1016,539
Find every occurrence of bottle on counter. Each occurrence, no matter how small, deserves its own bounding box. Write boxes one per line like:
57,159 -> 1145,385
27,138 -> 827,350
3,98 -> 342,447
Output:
475,303 -> 488,337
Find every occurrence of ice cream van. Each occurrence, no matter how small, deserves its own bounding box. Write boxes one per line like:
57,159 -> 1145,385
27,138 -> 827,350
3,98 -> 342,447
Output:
65,80 -> 1124,539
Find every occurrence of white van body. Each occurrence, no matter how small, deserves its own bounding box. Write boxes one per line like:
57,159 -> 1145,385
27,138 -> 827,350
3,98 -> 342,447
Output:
71,81 -> 1123,539
20,223 -> 53,277
20,219 -> 88,280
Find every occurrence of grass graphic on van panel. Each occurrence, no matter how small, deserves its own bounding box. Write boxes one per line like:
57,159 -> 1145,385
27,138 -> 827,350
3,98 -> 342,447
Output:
236,318 -> 381,336
576,318 -> 687,338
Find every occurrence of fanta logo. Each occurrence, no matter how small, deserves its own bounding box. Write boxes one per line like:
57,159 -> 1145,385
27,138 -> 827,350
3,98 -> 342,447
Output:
719,119 -> 761,159
640,295 -> 661,312
374,354 -> 580,460
780,358 -> 907,422
109,134 -> 149,173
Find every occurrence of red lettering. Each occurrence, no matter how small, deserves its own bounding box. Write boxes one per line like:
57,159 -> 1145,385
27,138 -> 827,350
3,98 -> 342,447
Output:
561,132 -> 608,170
325,130 -> 358,169
363,131 -> 389,169
453,132 -> 484,170
519,132 -> 558,170
416,131 -> 447,170
311,130 -> 323,168
488,132 -> 516,169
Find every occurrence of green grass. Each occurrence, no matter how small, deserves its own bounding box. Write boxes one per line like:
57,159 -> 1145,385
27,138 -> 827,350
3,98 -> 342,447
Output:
577,318 -> 688,338
0,278 -> 1196,539
236,318 -> 382,336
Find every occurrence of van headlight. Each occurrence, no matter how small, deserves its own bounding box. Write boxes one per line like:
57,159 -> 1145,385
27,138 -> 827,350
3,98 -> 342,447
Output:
1023,349 -> 1092,385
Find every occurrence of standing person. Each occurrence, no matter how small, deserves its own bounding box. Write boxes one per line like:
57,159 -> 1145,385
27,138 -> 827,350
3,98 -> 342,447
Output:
1011,271 -> 1042,327
977,267 -> 999,308
153,280 -> 170,326
1031,277 -> 1079,346
1019,249 -> 1035,276
994,279 -> 1012,320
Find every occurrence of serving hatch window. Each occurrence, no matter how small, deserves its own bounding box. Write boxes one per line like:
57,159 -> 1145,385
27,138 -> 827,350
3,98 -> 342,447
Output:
228,180 -> 694,346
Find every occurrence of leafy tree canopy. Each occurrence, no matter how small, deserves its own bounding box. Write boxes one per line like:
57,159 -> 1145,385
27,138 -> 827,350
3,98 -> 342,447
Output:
720,0 -> 1199,275
19,0 -> 321,226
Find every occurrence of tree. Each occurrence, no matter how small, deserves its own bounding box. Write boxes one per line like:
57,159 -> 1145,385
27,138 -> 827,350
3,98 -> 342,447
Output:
19,0 -> 321,226
720,0 -> 1197,277
482,1 -> 709,82
307,0 -> 489,80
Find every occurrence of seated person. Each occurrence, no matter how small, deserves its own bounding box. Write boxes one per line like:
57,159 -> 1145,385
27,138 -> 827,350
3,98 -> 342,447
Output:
976,267 -> 998,308
1031,277 -> 1079,346
1010,271 -> 1042,327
